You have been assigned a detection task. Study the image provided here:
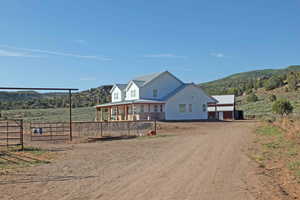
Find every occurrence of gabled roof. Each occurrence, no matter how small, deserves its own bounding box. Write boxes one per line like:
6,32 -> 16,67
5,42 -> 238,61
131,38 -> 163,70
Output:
130,71 -> 183,88
162,83 -> 217,103
110,84 -> 127,93
133,72 -> 163,83
211,95 -> 235,105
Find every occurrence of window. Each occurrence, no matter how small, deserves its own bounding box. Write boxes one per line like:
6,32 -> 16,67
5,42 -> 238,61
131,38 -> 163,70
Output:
189,104 -> 193,112
153,89 -> 158,97
140,105 -> 144,113
202,104 -> 207,112
154,105 -> 158,112
114,93 -> 118,100
131,89 -> 136,98
179,104 -> 186,113
160,104 -> 163,112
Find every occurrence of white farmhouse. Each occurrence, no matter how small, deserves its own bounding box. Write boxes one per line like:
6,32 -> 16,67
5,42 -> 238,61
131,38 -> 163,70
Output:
95,71 -> 217,121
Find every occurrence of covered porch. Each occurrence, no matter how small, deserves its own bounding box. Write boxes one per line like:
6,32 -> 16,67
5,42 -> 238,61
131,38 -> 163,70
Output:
95,100 -> 165,121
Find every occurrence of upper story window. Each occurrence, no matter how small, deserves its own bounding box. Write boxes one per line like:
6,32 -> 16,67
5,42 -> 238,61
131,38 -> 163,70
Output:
202,104 -> 207,112
114,92 -> 118,100
131,89 -> 136,98
153,89 -> 158,97
179,104 -> 186,113
189,104 -> 193,112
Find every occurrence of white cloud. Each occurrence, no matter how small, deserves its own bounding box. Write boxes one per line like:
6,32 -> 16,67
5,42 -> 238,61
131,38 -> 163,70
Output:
0,45 -> 111,61
0,49 -> 41,58
144,53 -> 187,58
210,52 -> 225,58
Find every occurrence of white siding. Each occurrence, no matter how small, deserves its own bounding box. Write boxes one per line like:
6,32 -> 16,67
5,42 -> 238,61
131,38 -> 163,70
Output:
165,85 -> 212,120
207,106 -> 234,112
125,82 -> 140,100
139,72 -> 183,99
111,87 -> 123,102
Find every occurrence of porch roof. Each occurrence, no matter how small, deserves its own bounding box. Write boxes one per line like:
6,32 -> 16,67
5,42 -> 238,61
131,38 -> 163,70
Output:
95,99 -> 165,108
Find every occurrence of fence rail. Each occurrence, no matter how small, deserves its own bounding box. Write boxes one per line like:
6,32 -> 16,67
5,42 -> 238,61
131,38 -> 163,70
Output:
30,122 -> 70,142
0,119 -> 23,151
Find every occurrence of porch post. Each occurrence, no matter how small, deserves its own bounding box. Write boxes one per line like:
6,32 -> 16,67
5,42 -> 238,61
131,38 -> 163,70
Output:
96,108 -> 99,121
109,106 -> 112,121
117,106 -> 119,121
125,105 -> 127,120
99,108 -> 102,121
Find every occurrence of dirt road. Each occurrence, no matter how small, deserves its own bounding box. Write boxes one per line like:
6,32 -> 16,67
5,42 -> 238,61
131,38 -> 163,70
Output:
1,121 -> 258,200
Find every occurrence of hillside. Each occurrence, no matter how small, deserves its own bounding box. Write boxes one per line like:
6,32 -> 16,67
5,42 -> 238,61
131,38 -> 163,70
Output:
236,86 -> 300,117
199,65 -> 300,95
0,85 -> 112,110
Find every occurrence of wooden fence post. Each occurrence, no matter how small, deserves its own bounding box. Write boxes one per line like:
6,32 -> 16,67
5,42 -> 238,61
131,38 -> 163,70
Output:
20,119 -> 24,151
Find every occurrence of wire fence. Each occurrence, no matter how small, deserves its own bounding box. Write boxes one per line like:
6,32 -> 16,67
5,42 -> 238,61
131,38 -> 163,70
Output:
72,120 -> 156,140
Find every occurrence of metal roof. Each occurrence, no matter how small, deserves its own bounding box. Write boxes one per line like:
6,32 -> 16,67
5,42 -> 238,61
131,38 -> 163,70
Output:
211,95 -> 235,104
95,99 -> 165,107
115,84 -> 127,91
133,72 -> 163,83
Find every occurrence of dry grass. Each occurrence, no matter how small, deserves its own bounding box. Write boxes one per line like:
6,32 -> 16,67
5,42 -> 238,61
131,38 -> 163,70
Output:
251,119 -> 300,198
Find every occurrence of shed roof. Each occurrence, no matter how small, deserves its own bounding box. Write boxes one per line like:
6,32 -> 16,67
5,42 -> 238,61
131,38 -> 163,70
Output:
211,95 -> 235,105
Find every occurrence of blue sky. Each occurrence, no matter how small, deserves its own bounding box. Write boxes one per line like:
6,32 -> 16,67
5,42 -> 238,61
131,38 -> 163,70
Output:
1,0 -> 300,90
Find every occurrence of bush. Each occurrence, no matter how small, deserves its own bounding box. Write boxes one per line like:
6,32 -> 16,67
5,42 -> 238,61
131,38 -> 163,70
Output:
269,94 -> 277,102
246,93 -> 258,102
287,71 -> 300,91
264,76 -> 284,91
272,99 -> 293,116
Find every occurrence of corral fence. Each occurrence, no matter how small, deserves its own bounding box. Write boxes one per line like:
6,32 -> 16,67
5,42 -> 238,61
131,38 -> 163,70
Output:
29,122 -> 71,142
72,120 -> 157,140
0,119 -> 24,151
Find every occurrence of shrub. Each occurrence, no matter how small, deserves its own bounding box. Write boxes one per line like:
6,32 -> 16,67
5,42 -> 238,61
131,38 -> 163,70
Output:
287,72 -> 299,91
246,93 -> 258,102
264,76 -> 284,91
272,99 -> 293,116
269,94 -> 277,102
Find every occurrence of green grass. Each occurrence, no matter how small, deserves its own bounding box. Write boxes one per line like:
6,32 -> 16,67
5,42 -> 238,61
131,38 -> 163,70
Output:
1,107 -> 96,122
0,146 -> 50,171
256,125 -> 282,136
21,146 -> 48,155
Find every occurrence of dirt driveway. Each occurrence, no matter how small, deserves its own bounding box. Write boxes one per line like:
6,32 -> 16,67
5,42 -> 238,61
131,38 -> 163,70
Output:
1,121 -> 258,200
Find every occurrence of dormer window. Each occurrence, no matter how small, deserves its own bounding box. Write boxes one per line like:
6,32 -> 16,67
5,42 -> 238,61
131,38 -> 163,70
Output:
114,93 -> 118,100
131,89 -> 136,98
153,89 -> 158,97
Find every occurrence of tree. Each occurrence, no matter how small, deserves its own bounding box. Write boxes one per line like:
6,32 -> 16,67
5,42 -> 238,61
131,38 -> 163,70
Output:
272,99 -> 293,116
246,93 -> 258,102
264,76 -> 284,91
269,94 -> 277,102
287,72 -> 299,91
